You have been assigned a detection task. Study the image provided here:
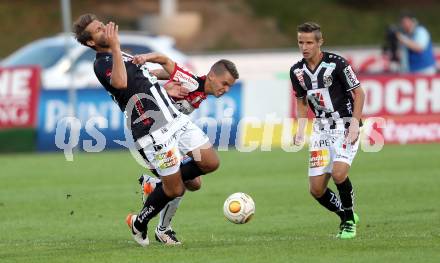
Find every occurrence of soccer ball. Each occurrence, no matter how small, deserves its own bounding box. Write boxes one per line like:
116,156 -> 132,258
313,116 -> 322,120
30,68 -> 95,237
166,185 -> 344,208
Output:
223,192 -> 255,224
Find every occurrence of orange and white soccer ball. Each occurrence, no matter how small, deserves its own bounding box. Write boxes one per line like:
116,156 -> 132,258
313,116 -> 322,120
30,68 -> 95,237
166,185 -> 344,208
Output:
223,192 -> 255,224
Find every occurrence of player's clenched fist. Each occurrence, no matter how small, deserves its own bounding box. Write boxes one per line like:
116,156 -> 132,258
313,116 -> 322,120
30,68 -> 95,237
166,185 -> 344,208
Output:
132,53 -> 162,65
132,54 -> 150,65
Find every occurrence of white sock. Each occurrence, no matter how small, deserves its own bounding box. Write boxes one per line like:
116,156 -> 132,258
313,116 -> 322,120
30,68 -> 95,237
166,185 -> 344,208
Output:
157,196 -> 182,232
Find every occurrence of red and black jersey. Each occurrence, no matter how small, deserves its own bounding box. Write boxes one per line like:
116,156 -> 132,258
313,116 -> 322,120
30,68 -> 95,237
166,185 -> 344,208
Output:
167,63 -> 207,109
290,52 -> 360,120
94,52 -> 180,140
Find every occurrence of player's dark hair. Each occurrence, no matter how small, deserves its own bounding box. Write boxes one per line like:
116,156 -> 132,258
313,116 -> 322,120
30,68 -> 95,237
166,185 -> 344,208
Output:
211,59 -> 239,79
73,13 -> 97,50
297,22 -> 322,41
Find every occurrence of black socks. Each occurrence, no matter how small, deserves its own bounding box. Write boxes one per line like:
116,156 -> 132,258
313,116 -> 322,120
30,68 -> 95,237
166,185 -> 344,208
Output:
336,177 -> 355,222
134,184 -> 173,231
180,160 -> 205,182
315,188 -> 345,221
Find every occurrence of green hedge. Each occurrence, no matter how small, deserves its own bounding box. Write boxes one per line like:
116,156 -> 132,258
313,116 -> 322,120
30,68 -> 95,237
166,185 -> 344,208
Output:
0,128 -> 35,153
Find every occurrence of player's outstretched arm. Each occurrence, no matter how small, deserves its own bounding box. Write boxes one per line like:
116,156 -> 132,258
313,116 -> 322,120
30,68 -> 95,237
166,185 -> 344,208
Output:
132,52 -> 176,75
150,69 -> 171,80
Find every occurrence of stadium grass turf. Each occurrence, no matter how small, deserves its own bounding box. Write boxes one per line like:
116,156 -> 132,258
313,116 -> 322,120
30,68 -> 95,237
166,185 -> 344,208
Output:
0,144 -> 439,263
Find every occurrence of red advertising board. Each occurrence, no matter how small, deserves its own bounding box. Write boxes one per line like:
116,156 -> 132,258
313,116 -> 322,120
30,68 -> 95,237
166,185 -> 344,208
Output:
0,66 -> 40,129
360,74 -> 440,144
360,75 -> 440,117
291,74 -> 440,144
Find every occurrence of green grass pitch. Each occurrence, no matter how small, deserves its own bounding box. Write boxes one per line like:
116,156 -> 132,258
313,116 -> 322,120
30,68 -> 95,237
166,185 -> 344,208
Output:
0,144 -> 439,263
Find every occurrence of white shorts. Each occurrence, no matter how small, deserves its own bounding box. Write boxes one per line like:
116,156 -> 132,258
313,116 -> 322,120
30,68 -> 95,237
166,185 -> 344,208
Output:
308,122 -> 359,177
136,114 -> 209,176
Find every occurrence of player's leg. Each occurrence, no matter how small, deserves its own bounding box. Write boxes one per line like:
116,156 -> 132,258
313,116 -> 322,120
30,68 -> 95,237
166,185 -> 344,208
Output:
139,156 -> 202,203
179,121 -> 219,181
152,176 -> 201,245
309,173 -> 345,222
331,136 -> 360,239
332,162 -> 354,221
146,120 -> 212,245
332,162 -> 357,239
153,142 -> 218,244
184,176 -> 202,191
138,160 -> 202,245
138,172 -> 184,245
186,142 -> 219,174
128,143 -> 185,247
154,196 -> 183,244
128,170 -> 184,246
138,159 -> 202,244
308,129 -> 345,221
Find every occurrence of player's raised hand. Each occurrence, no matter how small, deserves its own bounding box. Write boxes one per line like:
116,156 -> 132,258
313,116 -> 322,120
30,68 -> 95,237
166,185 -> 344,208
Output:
164,81 -> 189,99
105,22 -> 120,50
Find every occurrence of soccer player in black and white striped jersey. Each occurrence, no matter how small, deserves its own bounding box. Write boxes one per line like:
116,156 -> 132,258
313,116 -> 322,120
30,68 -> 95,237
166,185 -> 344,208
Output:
290,22 -> 365,239
133,54 -> 239,245
73,14 -> 224,247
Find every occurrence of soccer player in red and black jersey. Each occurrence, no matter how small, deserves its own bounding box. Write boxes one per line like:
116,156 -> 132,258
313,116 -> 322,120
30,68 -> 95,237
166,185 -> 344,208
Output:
290,22 -> 365,239
133,53 -> 239,244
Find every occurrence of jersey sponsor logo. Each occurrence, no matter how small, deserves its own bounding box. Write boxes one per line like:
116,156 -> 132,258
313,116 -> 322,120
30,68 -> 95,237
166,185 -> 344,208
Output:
343,65 -> 360,88
138,205 -> 155,223
346,101 -> 353,114
323,75 -> 333,88
174,69 -> 199,91
309,149 -> 330,168
307,92 -> 333,114
321,62 -> 336,69
156,148 -> 179,169
293,68 -> 306,89
312,137 -> 335,148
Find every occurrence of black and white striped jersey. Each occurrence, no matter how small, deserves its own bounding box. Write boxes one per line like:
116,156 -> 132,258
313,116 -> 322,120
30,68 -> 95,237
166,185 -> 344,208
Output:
94,52 -> 180,140
290,52 -> 360,120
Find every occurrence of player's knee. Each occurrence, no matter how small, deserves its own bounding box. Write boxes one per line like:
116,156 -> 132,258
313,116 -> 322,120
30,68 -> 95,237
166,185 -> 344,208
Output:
163,182 -> 185,198
200,158 -> 220,173
332,171 -> 348,183
185,178 -> 202,191
208,158 -> 220,172
170,186 -> 185,197
309,186 -> 325,198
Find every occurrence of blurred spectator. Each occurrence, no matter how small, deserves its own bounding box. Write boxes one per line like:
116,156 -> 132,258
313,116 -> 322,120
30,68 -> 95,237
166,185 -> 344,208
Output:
394,12 -> 436,75
382,24 -> 400,73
